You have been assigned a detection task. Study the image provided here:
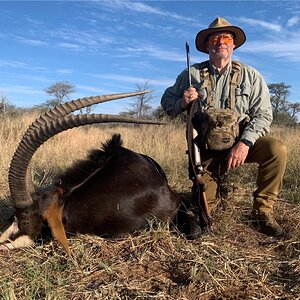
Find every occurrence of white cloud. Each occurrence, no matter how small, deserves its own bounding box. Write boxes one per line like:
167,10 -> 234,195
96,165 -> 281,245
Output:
57,69 -> 73,74
287,16 -> 299,27
4,24 -> 115,54
24,15 -> 44,26
99,1 -> 196,22
90,73 -> 173,88
13,35 -> 49,46
0,59 -> 28,68
239,17 -> 282,32
241,38 -> 300,62
0,59 -> 47,72
120,43 -> 185,62
56,42 -> 83,51
0,84 -> 44,96
45,25 -> 115,52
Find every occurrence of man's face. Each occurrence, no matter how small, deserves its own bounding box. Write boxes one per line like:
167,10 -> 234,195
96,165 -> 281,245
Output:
206,31 -> 236,60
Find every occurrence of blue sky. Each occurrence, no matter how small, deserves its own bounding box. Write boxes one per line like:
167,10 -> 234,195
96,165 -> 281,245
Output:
1,0 -> 300,114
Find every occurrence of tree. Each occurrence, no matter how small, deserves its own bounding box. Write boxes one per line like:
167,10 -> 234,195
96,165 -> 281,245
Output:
0,95 -> 16,118
152,106 -> 169,120
152,105 -> 188,124
288,102 -> 300,120
268,82 -> 299,125
120,81 -> 153,118
44,81 -> 75,108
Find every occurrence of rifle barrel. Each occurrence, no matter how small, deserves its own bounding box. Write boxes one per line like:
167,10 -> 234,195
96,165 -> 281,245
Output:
185,41 -> 192,87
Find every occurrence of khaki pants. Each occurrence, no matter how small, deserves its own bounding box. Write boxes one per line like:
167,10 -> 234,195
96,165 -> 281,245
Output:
200,136 -> 288,212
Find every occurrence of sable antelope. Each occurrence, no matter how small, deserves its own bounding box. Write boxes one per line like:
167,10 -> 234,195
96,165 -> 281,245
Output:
0,91 -> 180,254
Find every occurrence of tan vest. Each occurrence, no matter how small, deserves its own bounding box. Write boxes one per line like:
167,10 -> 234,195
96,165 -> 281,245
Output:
198,60 -> 242,109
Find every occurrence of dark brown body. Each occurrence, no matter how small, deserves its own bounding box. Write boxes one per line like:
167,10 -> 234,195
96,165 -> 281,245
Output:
57,134 -> 179,237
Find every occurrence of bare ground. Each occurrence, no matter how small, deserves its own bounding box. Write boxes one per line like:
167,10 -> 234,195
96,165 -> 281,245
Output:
1,185 -> 300,300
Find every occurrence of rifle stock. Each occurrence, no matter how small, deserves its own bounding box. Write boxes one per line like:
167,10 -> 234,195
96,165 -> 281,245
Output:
187,100 -> 212,231
194,174 -> 212,230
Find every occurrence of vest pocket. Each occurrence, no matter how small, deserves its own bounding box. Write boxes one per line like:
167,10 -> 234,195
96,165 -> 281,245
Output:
235,83 -> 251,111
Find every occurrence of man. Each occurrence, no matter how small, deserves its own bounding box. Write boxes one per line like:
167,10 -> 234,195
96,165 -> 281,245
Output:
161,17 -> 287,236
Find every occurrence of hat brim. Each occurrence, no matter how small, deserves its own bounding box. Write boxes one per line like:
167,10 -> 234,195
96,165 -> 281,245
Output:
195,26 -> 246,53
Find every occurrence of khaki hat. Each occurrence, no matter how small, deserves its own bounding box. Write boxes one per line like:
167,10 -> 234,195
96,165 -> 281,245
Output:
195,17 -> 246,53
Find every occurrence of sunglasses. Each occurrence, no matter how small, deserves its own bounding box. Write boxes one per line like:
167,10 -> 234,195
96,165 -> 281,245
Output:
208,34 -> 234,46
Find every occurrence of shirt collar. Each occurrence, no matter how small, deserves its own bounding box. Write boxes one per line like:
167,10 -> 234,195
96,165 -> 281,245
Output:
209,60 -> 232,76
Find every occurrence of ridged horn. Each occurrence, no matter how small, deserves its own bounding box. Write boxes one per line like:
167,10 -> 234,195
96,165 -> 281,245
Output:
9,114 -> 163,236
24,90 -> 152,136
20,90 -> 152,196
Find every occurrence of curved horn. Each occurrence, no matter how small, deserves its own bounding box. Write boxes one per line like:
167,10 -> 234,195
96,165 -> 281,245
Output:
9,113 -> 163,236
24,90 -> 152,136
20,90 -> 152,198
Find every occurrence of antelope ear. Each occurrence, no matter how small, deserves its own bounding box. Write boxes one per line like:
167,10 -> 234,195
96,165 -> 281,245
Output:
41,188 -> 70,255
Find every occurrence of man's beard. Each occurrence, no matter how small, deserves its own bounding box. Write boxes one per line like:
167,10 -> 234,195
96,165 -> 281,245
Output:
211,47 -> 229,59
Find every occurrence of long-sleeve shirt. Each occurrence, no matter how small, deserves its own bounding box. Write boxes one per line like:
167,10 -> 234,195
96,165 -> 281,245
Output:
161,60 -> 273,145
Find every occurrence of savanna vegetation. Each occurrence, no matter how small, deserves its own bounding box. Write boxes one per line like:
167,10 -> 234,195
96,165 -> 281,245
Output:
0,109 -> 299,299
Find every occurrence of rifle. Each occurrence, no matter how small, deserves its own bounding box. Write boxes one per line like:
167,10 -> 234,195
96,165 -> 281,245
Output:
185,41 -> 212,231
185,42 -> 192,87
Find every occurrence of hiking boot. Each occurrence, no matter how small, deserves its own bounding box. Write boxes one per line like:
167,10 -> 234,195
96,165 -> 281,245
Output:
251,209 -> 284,237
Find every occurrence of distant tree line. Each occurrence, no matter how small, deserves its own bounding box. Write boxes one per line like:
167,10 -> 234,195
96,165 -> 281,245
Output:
1,81 -> 299,126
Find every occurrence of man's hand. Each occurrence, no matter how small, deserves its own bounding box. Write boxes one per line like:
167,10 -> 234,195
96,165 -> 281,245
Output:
226,141 -> 250,169
181,86 -> 199,110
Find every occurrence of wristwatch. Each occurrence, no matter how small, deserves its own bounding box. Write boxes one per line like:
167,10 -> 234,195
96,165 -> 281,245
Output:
240,139 -> 253,147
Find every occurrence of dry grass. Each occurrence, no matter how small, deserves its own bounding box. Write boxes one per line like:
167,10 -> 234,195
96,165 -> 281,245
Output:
0,112 -> 300,299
